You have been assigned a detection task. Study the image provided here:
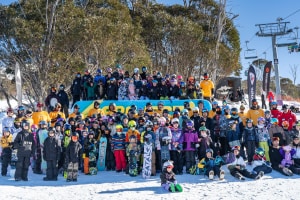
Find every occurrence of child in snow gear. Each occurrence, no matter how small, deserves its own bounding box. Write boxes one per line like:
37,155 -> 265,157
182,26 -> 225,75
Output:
200,148 -> 225,180
65,132 -> 82,182
83,131 -> 98,175
112,124 -> 127,172
256,117 -> 271,161
160,161 -> 183,192
126,135 -> 140,176
43,128 -> 61,181
13,120 -> 36,181
227,146 -> 264,180
252,147 -> 272,174
170,118 -> 184,175
242,119 -> 258,165
1,127 -> 13,176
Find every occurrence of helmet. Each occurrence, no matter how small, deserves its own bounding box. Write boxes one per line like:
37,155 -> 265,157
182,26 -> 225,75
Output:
282,104 -> 289,110
107,67 -> 112,73
107,116 -> 115,123
162,160 -> 174,169
72,132 -> 79,138
131,104 -> 137,111
110,77 -> 116,82
163,109 -> 169,114
270,118 -> 278,125
223,105 -> 230,110
142,66 -> 147,72
134,68 -> 139,73
109,103 -> 116,108
3,127 -> 10,133
152,80 -> 158,84
48,127 -> 56,134
171,118 -> 179,124
271,101 -> 277,106
39,120 -> 47,126
212,101 -> 218,106
55,122 -> 62,127
146,102 -> 152,107
186,119 -> 194,127
231,146 -> 240,151
206,148 -> 214,155
202,108 -> 208,113
181,109 -> 188,116
158,101 -> 164,106
246,119 -> 253,124
264,110 -> 271,115
116,64 -> 122,69
64,123 -> 71,130
22,120 -> 30,128
255,147 -> 265,156
94,101 -> 100,106
138,117 -> 145,123
145,120 -> 153,127
59,84 -> 65,90
197,100 -> 203,105
252,98 -> 257,103
257,117 -> 265,124
199,126 -> 207,131
157,72 -> 162,77
158,117 -> 167,125
116,124 -> 123,131
240,104 -> 245,110
230,107 -> 238,118
18,105 -> 25,111
177,75 -> 183,80
96,68 -> 102,74
31,124 -> 38,131
180,81 -> 186,88
192,107 -> 199,112
128,120 -> 136,128
282,120 -> 289,128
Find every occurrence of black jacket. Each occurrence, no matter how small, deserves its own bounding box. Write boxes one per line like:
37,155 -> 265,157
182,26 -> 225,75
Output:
269,146 -> 283,169
57,90 -> 69,107
168,85 -> 180,98
65,141 -> 82,163
160,168 -> 176,185
13,130 -> 36,158
43,136 -> 61,161
71,77 -> 82,95
148,86 -> 159,100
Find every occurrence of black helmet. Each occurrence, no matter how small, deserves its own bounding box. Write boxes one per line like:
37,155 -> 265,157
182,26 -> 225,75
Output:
184,101 -> 190,108
22,120 -> 30,128
72,132 -> 79,138
48,127 -> 56,135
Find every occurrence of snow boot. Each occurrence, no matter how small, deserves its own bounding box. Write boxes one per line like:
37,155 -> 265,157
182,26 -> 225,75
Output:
175,184 -> 183,192
169,183 -> 176,193
234,173 -> 245,181
283,167 -> 293,176
255,171 -> 264,180
208,170 -> 214,180
219,170 -> 225,180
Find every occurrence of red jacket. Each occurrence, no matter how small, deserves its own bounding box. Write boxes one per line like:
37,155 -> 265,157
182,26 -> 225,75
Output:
278,110 -> 297,130
271,109 -> 282,119
267,91 -> 275,102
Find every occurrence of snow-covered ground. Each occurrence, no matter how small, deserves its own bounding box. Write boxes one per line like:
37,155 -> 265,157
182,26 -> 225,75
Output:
1,98 -> 300,199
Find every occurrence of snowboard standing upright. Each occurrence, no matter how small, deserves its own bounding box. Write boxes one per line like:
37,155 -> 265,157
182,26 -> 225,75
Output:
160,130 -> 171,170
142,135 -> 153,179
38,129 -> 48,173
127,135 -> 139,177
10,149 -> 18,177
88,148 -> 98,175
97,136 -> 107,171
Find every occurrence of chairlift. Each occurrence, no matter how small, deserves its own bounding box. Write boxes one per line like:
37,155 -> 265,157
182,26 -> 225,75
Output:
244,41 -> 258,59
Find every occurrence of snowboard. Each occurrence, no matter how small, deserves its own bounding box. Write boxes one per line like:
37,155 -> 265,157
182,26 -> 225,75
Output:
160,135 -> 171,170
89,149 -> 98,175
97,136 -> 107,171
10,149 -> 18,177
38,129 -> 48,173
142,134 -> 153,179
129,149 -> 138,177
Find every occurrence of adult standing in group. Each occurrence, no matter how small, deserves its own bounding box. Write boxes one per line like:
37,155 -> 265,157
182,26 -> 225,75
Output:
200,73 -> 214,102
71,72 -> 82,107
246,99 -> 264,126
2,108 -> 15,133
57,84 -> 70,119
81,69 -> 93,100
32,102 -> 51,126
45,87 -> 59,112
278,104 -> 297,131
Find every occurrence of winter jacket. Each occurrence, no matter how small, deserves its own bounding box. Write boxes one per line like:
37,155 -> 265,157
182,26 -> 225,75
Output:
271,109 -> 282,119
278,110 -> 297,131
138,85 -> 149,98
2,117 -> 15,132
112,133 -> 126,151
158,84 -> 169,97
227,155 -> 246,170
170,128 -> 183,151
71,77 -> 82,96
45,92 -> 59,108
256,126 -> 270,142
269,146 -> 283,169
0,134 -> 13,151
43,136 -> 61,161
168,85 -> 180,98
81,74 -> 93,87
106,83 -> 118,100
160,168 -> 176,185
269,125 -> 286,145
118,84 -> 128,100
83,138 -> 97,157
57,90 -> 69,107
242,127 -> 257,142
155,126 -> 172,150
32,111 -> 51,126
148,86 -> 160,100
13,130 -> 36,158
84,82 -> 97,100
94,75 -> 106,85
246,107 -> 265,126
65,141 -> 82,163
227,127 -> 241,143
183,129 -> 198,151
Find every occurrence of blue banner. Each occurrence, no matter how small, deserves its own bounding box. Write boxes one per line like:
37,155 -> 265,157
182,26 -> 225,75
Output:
73,99 -> 212,117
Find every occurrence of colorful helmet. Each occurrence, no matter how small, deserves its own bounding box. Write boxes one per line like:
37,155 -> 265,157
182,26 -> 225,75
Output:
264,110 -> 271,115
145,120 -> 153,127
180,81 -> 186,88
171,118 -> 179,124
246,119 -> 253,124
146,102 -> 152,107
64,123 -> 71,130
240,104 -> 245,110
223,105 -> 230,110
257,117 -> 265,123
116,124 -> 123,131
134,68 -> 139,73
158,101 -> 164,106
181,109 -> 188,116
39,120 -> 47,125
231,146 -> 240,151
163,160 -> 174,169
138,116 -> 145,123
212,101 -> 218,106
158,117 -> 167,124
128,120 -> 136,128
282,120 -> 289,128
270,118 -> 278,125
255,147 -> 265,156
177,75 -> 183,80
3,127 -> 10,133
271,101 -> 277,106
186,119 -> 194,127
230,107 -> 238,118
202,108 -> 208,113
192,107 -> 199,112
142,66 -> 147,72
152,79 -> 158,84
96,68 -> 102,74
48,127 -> 56,134
184,101 -> 190,108
199,126 -> 207,131
31,124 -> 38,131
72,132 -> 79,138
22,120 -> 30,128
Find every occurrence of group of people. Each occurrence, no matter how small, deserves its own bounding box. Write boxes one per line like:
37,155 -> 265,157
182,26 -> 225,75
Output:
0,68 -> 300,191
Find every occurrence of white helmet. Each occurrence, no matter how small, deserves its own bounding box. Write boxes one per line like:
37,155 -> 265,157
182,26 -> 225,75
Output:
192,107 -> 199,112
171,118 -> 179,124
134,68 -> 139,73
163,160 -> 174,169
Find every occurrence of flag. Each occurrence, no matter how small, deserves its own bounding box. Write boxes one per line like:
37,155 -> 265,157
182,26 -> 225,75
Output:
247,65 -> 256,106
15,62 -> 22,105
262,61 -> 272,94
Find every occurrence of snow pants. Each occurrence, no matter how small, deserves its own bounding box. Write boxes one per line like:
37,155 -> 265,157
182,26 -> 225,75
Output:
114,150 -> 126,171
67,162 -> 78,180
46,160 -> 58,179
1,149 -> 11,176
15,156 -> 30,180
170,150 -> 183,174
185,151 -> 196,173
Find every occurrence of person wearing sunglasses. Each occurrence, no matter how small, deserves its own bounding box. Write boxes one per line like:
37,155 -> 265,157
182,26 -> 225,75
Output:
49,103 -> 66,127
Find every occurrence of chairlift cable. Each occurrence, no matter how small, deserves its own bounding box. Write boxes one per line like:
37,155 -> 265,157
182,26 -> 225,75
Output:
283,8 -> 300,20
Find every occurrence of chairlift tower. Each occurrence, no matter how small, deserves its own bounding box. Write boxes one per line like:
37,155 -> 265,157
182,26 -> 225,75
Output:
256,20 -> 293,104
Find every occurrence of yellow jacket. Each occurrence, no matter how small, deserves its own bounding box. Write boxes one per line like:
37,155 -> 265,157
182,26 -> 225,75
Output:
32,111 -> 51,125
208,110 -> 216,118
246,108 -> 264,126
238,112 -> 247,126
0,134 -> 13,149
87,108 -> 105,118
49,111 -> 66,127
200,80 -> 214,98
69,112 -> 85,120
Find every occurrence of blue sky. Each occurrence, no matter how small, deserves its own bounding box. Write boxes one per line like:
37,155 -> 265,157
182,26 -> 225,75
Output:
2,0 -> 300,83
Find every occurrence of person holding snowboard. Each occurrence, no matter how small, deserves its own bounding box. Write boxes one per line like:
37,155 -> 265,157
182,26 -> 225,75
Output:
43,127 -> 61,181
65,132 -> 82,182
160,160 -> 183,192
13,120 -> 36,181
1,127 -> 13,176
